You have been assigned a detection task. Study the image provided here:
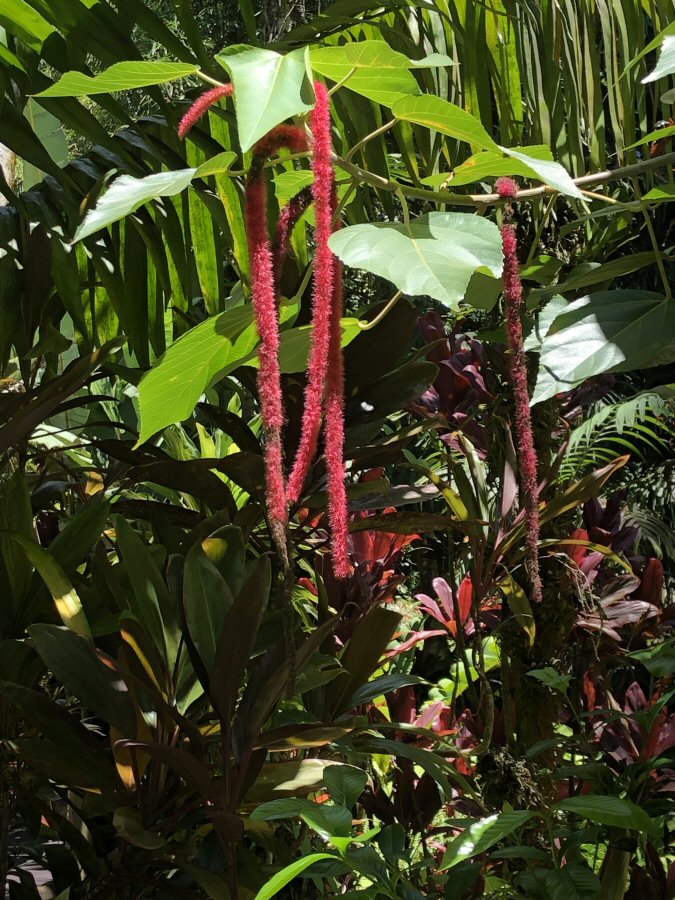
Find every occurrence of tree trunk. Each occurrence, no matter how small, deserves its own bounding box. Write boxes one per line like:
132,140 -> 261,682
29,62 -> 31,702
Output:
261,0 -> 307,41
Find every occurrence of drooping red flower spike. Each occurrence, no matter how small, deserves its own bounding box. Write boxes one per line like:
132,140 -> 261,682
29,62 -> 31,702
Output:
245,171 -> 288,555
245,125 -> 315,560
252,125 -> 309,174
325,259 -> 352,579
273,187 -> 313,285
286,80 -> 338,506
498,179 -> 543,604
178,83 -> 233,140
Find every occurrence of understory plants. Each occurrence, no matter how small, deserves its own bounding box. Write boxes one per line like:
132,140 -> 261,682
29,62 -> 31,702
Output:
0,1 -> 674,898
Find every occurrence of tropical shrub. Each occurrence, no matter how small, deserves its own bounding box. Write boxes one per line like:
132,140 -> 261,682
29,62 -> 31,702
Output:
0,2 -> 674,899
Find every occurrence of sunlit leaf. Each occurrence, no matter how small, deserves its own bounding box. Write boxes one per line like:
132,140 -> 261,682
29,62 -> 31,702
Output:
35,61 -> 199,97
329,213 -> 503,308
532,291 -> 675,404
217,46 -> 315,152
74,169 -> 197,242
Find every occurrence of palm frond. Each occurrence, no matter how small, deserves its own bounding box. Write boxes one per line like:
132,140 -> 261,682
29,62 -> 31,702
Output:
559,390 -> 675,481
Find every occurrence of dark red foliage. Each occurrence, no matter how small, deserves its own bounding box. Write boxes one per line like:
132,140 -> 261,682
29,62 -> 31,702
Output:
414,311 -> 491,454
302,498 -> 419,639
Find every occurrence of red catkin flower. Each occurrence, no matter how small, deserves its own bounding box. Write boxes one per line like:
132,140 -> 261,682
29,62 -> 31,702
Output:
178,84 -> 233,140
272,188 -> 312,286
245,173 -> 288,550
286,81 -> 337,506
252,125 -> 309,175
245,125 -> 313,559
495,176 -> 519,200
325,259 -> 352,579
498,180 -> 543,604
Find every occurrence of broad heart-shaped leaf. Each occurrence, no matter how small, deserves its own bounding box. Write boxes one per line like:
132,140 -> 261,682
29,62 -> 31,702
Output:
74,169 -> 197,242
329,213 -> 503,309
440,811 -> 535,870
555,795 -> 657,834
34,61 -> 199,97
216,46 -> 315,152
311,46 -> 418,107
391,94 -> 498,151
643,35 -> 675,82
532,290 -> 675,404
500,147 -> 583,199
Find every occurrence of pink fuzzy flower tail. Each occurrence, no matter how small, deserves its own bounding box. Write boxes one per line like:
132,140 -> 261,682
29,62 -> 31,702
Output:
498,179 -> 543,604
245,173 -> 288,554
325,260 -> 352,579
178,84 -> 233,140
286,81 -> 338,506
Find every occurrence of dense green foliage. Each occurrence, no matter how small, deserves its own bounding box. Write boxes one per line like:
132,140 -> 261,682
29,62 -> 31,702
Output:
0,1 -> 674,899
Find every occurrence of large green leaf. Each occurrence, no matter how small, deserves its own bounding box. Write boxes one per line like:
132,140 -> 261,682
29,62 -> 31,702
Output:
311,46 -> 419,107
34,61 -> 199,97
391,94 -> 498,151
74,169 -> 197,242
446,146 -> 555,187
216,46 -> 315,152
440,812 -> 535,869
532,291 -> 675,404
136,304 -> 256,444
136,307 -> 361,443
344,40 -> 452,70
642,35 -> 675,83
555,795 -> 656,834
328,213 -> 503,308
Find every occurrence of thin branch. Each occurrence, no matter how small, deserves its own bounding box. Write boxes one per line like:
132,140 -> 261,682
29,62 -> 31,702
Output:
336,150 -> 675,208
345,118 -> 399,162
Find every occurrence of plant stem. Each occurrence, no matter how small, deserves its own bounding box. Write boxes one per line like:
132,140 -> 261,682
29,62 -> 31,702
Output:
336,150 -> 675,208
631,176 -> 672,298
345,118 -> 399,162
358,291 -> 402,330
328,66 -> 357,96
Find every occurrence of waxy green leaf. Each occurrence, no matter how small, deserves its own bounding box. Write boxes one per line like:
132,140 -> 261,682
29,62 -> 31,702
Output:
532,291 -> 675,404
74,169 -> 197,242
35,61 -> 199,97
217,46 -> 315,151
329,212 -> 503,308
